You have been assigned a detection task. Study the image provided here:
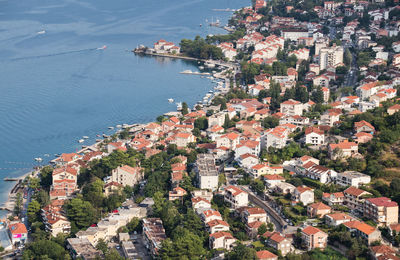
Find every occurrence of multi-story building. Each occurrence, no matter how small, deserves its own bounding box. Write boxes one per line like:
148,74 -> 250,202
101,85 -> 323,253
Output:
263,231 -> 292,256
364,197 -> 399,226
344,186 -> 371,213
301,226 -> 328,250
292,186 -> 314,205
328,140 -> 358,160
142,218 -> 167,256
195,154 -> 219,191
280,99 -> 304,116
241,207 -> 267,224
224,186 -> 248,208
209,232 -> 236,250
307,202 -> 331,218
41,199 -> 71,237
319,45 -> 344,70
109,165 -> 144,187
305,127 -> 325,145
335,171 -> 371,188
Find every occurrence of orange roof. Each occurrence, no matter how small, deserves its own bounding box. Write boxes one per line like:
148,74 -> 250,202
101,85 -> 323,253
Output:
329,140 -> 357,150
354,120 -> 375,131
226,185 -> 246,196
264,174 -> 284,181
302,226 -> 323,236
356,222 -> 376,235
9,223 -> 27,234
256,250 -> 278,259
191,197 -> 210,204
308,202 -> 331,210
388,104 -> 400,110
305,126 -> 324,135
296,186 -> 312,194
344,186 -> 368,197
246,207 -> 265,215
209,231 -> 234,239
206,219 -> 229,227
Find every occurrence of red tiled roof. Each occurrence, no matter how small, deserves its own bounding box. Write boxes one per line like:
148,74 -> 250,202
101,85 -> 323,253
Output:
256,250 -> 278,259
302,226 -> 323,235
9,223 -> 27,234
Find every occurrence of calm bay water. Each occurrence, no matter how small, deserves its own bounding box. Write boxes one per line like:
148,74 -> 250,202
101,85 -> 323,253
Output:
0,0 -> 247,211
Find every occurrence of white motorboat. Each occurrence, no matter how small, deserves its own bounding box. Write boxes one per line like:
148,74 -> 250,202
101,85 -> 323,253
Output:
83,136 -> 89,139
37,30 -> 46,35
168,98 -> 174,103
34,157 -> 43,162
116,124 -> 122,128
78,139 -> 84,143
176,102 -> 182,110
108,126 -> 114,130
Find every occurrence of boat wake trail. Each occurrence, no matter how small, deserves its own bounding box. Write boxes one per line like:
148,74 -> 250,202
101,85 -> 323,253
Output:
10,47 -> 98,61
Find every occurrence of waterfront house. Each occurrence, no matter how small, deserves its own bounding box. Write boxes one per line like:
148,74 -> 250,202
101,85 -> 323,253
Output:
8,222 -> 27,245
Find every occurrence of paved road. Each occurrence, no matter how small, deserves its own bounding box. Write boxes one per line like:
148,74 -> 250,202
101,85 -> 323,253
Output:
239,186 -> 298,234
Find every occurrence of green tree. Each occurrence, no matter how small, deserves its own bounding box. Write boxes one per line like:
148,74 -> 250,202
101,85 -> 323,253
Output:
65,197 -> 98,231
311,86 -> 324,104
181,102 -> 189,115
258,223 -> 267,235
105,248 -> 124,260
96,238 -> 108,254
22,240 -> 70,259
227,243 -> 257,260
27,199 -> 41,223
194,117 -> 208,130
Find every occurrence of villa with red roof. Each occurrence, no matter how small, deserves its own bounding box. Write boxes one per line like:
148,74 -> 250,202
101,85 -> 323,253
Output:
209,231 -> 236,250
263,231 -> 292,256
8,222 -> 28,245
206,219 -> 230,234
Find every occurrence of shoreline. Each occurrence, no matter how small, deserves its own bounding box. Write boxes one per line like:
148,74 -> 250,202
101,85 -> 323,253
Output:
0,56 -> 229,216
0,170 -> 34,215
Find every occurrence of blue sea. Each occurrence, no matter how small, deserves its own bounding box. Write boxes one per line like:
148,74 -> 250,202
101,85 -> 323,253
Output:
0,0 -> 248,214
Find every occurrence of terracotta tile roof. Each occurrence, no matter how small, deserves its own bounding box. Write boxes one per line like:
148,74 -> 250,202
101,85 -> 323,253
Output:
256,250 -> 278,260
366,197 -> 398,207
247,221 -> 263,229
245,207 -> 265,215
302,226 -> 323,236
226,186 -> 246,196
344,186 -> 368,197
389,223 -> 400,233
329,140 -> 357,150
305,126 -> 324,135
264,174 -> 284,181
209,231 -> 234,239
326,212 -> 353,221
354,120 -> 375,131
296,186 -> 312,194
308,202 -> 331,210
356,222 -> 376,235
206,219 -> 229,227
371,245 -> 396,255
9,223 -> 27,234
191,197 -> 210,204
